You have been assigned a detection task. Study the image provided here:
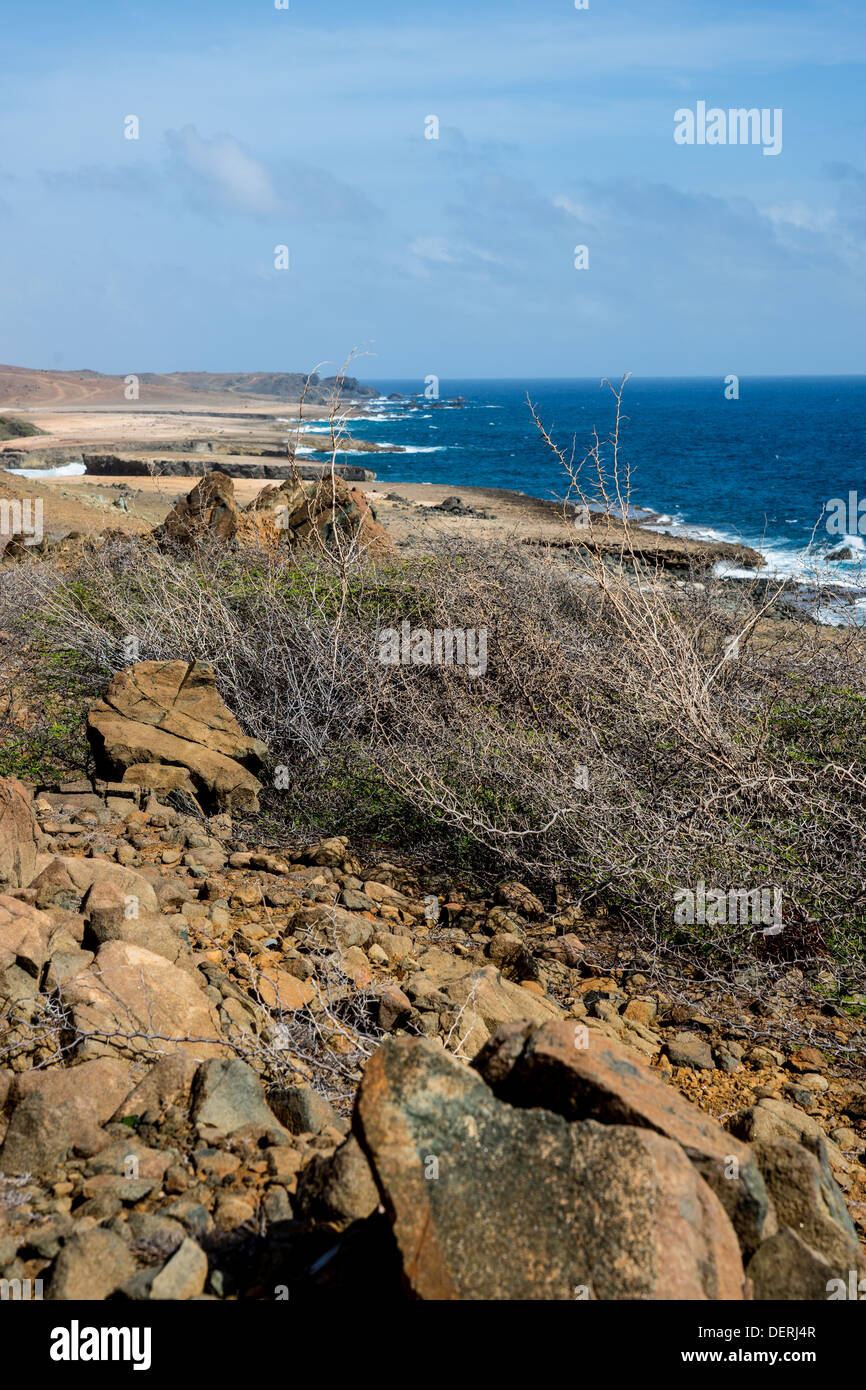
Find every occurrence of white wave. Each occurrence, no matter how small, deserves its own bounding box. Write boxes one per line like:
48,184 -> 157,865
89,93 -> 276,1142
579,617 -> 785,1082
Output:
6,461 -> 86,478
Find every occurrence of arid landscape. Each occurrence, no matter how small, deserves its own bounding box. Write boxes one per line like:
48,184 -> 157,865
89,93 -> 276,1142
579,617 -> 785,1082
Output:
0,369 -> 864,1310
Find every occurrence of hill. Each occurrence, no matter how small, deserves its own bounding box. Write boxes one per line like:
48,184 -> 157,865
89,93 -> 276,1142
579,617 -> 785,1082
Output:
0,364 -> 379,411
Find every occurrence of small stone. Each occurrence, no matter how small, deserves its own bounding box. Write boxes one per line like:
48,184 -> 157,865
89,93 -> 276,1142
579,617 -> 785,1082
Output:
48,1227 -> 135,1300
665,1033 -> 716,1071
150,1237 -> 208,1300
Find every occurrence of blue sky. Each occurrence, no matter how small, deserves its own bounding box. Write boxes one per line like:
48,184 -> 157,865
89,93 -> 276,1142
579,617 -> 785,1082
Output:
1,0 -> 865,377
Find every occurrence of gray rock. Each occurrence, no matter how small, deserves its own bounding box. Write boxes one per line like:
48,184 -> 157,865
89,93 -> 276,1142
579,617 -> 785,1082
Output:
267,1084 -> 346,1136
665,1032 -> 716,1071
48,1227 -> 136,1300
747,1226 -> 837,1301
191,1058 -> 287,1143
294,1134 -> 380,1229
149,1237 -> 208,1300
751,1137 -> 862,1276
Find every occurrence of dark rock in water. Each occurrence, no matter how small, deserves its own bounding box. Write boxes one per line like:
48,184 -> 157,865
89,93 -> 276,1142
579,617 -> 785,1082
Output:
83,454 -> 375,482
354,1035 -> 745,1300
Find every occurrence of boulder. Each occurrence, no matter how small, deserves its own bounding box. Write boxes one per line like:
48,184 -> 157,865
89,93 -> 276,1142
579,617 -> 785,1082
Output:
268,1083 -> 346,1136
473,1020 -> 771,1256
60,939 -> 227,1060
746,1227 -> 838,1301
149,1237 -> 208,1300
86,660 -> 265,813
290,903 -> 376,951
355,1036 -> 745,1300
153,470 -> 238,548
110,1053 -> 200,1123
294,1134 -> 381,1229
0,776 -> 39,889
257,474 -> 392,556
750,1137 -> 863,1279
48,1227 -> 136,1301
420,964 -> 563,1057
191,1058 -> 288,1143
0,895 -> 53,977
36,856 -> 159,917
0,1092 -> 109,1175
28,858 -> 82,912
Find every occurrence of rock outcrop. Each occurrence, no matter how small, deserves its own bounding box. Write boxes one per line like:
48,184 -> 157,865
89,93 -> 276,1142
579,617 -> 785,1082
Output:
242,472 -> 392,555
354,1036 -> 746,1300
0,777 -> 40,889
86,660 -> 265,812
151,470 -> 238,548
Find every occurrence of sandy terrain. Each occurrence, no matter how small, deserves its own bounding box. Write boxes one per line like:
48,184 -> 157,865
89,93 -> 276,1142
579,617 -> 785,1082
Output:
0,383 -> 762,569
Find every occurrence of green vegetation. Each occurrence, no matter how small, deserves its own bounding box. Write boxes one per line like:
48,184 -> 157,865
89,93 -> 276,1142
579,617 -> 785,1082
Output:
1,526 -> 864,1011
0,415 -> 45,440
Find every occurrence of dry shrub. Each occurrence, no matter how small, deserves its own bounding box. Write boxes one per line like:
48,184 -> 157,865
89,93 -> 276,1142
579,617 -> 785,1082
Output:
1,382 -> 864,1006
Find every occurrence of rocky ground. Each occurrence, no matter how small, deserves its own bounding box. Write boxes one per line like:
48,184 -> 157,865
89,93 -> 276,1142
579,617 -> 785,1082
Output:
0,652 -> 864,1301
0,472 -> 863,1303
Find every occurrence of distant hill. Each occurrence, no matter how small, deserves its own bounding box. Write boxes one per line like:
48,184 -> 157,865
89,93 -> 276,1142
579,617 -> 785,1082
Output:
0,364 -> 379,410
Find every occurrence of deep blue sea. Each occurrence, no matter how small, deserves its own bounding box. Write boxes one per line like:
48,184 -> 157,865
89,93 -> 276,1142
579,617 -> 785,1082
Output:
293,377 -> 866,621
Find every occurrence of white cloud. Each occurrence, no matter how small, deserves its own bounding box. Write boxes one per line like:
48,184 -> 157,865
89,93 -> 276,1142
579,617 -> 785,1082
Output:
168,125 -> 280,214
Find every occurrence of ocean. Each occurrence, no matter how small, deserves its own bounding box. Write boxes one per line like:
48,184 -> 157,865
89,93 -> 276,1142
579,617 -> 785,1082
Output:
300,376 -> 866,622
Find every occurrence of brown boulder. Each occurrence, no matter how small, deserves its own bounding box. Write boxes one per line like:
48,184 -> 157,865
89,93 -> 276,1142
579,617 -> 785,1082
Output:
153,470 -> 238,548
60,939 -> 228,1061
87,660 -> 265,813
0,775 -> 40,889
355,1036 -> 745,1300
473,1020 -> 772,1256
278,474 -> 392,555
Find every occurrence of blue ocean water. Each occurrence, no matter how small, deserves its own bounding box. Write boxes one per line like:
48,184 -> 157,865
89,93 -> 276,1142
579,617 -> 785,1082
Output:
296,377 -> 866,614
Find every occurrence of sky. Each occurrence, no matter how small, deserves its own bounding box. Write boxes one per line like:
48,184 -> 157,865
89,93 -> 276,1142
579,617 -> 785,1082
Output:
1,0 -> 865,378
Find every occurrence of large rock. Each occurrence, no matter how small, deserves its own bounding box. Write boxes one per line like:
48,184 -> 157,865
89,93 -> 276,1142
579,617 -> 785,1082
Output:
0,1092 -> 108,1175
48,1227 -> 136,1301
354,1037 -> 745,1300
60,939 -> 227,1061
246,473 -> 392,556
0,895 -> 53,977
86,660 -> 265,812
149,1237 -> 208,1300
191,1058 -> 288,1143
153,470 -> 238,548
0,1059 -> 132,1175
30,855 -> 159,916
746,1227 -> 839,1301
0,776 -> 39,889
110,1053 -> 199,1123
441,965 -> 562,1043
750,1138 -> 863,1280
295,1134 -> 380,1229
473,1020 -> 772,1256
